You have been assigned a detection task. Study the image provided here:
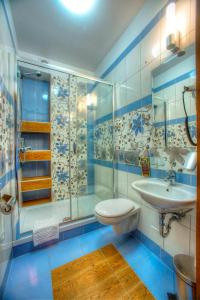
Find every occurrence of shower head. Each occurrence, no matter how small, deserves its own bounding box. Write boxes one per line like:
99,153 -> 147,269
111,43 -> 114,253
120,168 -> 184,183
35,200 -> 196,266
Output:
36,71 -> 42,77
19,70 -> 42,79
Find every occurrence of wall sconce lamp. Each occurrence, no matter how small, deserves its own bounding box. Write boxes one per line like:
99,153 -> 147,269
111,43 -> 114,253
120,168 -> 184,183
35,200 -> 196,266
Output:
166,1 -> 185,56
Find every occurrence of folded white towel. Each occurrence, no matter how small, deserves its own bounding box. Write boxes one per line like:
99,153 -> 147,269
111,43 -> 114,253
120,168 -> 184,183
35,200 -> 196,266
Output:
33,218 -> 59,246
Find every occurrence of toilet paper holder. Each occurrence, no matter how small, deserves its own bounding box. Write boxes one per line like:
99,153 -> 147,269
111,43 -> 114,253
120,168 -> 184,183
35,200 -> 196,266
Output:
0,194 -> 15,215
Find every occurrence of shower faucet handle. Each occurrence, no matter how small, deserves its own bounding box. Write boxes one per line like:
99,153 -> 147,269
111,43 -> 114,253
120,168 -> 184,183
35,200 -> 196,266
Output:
20,146 -> 32,153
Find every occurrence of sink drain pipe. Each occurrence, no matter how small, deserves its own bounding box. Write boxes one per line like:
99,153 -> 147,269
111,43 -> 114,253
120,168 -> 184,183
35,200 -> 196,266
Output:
159,210 -> 192,238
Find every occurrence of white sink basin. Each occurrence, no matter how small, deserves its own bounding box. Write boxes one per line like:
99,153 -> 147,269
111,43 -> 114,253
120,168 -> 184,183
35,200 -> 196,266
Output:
132,178 -> 196,211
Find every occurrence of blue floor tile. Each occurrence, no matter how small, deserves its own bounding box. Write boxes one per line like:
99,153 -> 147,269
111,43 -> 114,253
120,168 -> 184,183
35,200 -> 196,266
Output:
6,249 -> 51,288
79,226 -> 119,254
117,236 -> 152,264
117,236 -> 175,300
3,226 -> 175,300
46,236 -> 83,269
3,271 -> 53,300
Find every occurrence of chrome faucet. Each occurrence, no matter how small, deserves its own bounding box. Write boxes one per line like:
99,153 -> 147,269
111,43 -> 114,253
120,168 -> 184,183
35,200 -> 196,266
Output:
165,170 -> 176,186
20,146 -> 32,153
19,138 -> 32,153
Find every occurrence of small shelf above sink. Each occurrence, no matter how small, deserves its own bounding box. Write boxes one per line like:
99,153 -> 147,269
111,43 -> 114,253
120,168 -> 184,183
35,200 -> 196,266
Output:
132,178 -> 196,211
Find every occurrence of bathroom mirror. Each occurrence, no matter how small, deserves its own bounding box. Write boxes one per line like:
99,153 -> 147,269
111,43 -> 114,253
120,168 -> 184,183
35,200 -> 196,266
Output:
152,97 -> 167,148
151,44 -> 196,169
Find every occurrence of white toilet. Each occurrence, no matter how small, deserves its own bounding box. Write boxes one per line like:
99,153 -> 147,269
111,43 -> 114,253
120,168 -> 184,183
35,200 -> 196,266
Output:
94,198 -> 140,234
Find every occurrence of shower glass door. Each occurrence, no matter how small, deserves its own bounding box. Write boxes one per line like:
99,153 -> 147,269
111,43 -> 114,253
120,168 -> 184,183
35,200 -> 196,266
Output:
50,72 -> 114,221
18,62 -> 114,235
71,77 -> 114,220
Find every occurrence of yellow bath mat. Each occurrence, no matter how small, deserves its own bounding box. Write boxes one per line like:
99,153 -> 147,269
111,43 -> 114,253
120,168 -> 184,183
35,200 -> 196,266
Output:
51,244 -> 155,300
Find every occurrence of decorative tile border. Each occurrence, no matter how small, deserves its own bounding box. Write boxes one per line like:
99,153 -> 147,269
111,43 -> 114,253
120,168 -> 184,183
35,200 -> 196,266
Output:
94,158 -> 196,187
95,113 -> 113,126
95,95 -> 152,125
154,115 -> 196,128
151,168 -> 196,186
114,95 -> 152,118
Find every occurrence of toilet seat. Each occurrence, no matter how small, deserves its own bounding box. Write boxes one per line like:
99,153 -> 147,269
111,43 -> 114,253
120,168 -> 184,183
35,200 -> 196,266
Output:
95,198 -> 136,218
94,198 -> 140,234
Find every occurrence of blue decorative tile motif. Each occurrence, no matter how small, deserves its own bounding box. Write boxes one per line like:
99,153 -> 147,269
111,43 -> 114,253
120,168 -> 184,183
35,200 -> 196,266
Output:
131,114 -> 145,136
51,75 -> 89,200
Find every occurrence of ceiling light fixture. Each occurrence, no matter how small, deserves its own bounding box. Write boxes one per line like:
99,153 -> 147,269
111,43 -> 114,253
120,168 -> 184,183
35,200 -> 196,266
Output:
60,0 -> 96,15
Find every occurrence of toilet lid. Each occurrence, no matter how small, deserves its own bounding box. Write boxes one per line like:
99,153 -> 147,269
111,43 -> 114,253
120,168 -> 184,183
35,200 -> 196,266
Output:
95,198 -> 135,218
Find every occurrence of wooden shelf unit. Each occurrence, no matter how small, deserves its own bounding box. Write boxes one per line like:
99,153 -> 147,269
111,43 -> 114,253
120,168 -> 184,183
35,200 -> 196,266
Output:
22,197 -> 51,207
19,150 -> 51,162
20,121 -> 51,133
20,176 -> 52,192
20,121 -> 52,206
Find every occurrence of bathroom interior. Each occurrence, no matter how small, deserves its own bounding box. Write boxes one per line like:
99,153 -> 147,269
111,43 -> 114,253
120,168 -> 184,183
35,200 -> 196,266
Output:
0,0 -> 199,299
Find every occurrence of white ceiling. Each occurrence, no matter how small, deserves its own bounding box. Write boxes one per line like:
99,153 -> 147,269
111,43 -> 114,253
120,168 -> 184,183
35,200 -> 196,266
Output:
9,0 -> 145,72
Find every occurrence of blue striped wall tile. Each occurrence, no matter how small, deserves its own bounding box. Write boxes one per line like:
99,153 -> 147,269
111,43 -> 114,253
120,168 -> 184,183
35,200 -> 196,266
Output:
0,169 -> 15,190
150,168 -> 167,179
176,172 -> 191,186
153,69 -> 196,93
95,113 -> 113,125
115,162 -> 142,175
92,159 -> 113,168
154,115 -> 196,128
160,248 -> 174,271
135,230 -> 161,258
60,226 -> 84,241
114,95 -> 152,118
100,2 -> 169,79
83,221 -> 105,234
13,241 -> 34,258
94,95 -> 152,126
191,175 -> 197,187
93,160 -> 196,187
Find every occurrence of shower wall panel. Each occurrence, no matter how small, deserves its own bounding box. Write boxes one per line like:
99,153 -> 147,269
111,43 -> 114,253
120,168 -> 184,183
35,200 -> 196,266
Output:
50,74 -> 88,202
75,79 -> 88,196
51,74 -> 71,201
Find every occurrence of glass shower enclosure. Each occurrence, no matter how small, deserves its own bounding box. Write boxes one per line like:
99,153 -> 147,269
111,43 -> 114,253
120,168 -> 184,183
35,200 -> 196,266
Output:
17,61 -> 114,235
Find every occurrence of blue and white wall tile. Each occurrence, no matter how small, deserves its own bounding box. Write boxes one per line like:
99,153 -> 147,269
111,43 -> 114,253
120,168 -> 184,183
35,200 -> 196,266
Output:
0,0 -> 17,293
95,0 -> 196,259
51,75 -> 89,202
51,74 -> 71,201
